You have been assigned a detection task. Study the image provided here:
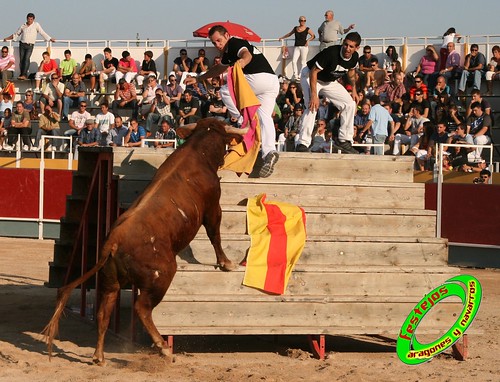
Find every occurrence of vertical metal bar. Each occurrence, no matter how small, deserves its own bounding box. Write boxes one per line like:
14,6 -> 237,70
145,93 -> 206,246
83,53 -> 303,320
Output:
436,144 -> 444,238
38,157 -> 45,239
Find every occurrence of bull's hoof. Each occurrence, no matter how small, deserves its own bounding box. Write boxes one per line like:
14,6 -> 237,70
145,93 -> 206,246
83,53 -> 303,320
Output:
92,357 -> 106,366
219,260 -> 236,272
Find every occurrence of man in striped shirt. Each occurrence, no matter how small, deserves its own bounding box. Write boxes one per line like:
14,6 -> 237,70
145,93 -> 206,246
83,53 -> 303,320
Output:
3,12 -> 55,80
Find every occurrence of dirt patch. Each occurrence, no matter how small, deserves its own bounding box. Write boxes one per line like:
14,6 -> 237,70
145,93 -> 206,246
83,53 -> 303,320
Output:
0,237 -> 498,382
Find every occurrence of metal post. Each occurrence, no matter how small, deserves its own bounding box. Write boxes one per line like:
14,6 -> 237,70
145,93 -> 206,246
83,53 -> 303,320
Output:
436,144 -> 443,238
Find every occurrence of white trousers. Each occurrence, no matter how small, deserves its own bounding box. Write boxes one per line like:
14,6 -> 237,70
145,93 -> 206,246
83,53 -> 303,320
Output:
291,46 -> 309,79
220,72 -> 279,158
298,66 -> 356,147
115,71 -> 137,84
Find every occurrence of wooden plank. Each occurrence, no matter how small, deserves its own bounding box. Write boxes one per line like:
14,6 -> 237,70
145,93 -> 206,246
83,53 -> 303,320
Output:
178,237 -> 448,267
165,270 -> 453,297
214,210 -> 436,237
152,300 -> 463,333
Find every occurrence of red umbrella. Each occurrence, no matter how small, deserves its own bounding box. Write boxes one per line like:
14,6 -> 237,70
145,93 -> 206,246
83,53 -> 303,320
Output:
193,21 -> 261,43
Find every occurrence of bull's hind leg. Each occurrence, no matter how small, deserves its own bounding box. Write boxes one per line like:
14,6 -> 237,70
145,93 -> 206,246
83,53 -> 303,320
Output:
92,282 -> 120,366
134,263 -> 176,359
203,204 -> 235,271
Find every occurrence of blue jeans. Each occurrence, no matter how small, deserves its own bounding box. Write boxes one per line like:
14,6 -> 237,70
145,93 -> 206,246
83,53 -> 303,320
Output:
373,134 -> 387,155
63,96 -> 86,118
19,42 -> 34,77
458,70 -> 482,92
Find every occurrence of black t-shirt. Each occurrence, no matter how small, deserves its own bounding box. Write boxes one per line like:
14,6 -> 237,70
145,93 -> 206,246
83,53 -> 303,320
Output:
179,97 -> 201,116
307,45 -> 359,82
141,59 -> 157,73
221,37 -> 274,75
467,113 -> 492,136
104,57 -> 119,70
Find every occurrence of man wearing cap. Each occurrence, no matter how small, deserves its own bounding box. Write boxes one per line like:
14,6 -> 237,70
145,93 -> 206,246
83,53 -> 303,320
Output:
78,118 -> 101,147
3,12 -> 55,80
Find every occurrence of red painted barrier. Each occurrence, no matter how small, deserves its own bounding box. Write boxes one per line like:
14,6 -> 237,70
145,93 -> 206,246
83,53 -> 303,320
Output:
0,168 -> 73,220
425,183 -> 500,246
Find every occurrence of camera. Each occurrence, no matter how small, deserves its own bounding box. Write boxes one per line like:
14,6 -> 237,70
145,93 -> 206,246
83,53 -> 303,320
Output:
472,177 -> 484,184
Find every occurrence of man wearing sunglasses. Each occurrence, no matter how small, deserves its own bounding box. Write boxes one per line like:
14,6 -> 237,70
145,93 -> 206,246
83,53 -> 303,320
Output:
458,44 -> 486,94
0,46 -> 15,88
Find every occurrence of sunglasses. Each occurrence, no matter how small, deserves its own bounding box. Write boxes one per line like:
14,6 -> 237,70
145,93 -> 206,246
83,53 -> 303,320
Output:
415,80 -> 422,83
51,77 -> 59,80
299,19 -> 306,22
471,48 -> 478,51
1,50 -> 7,53
80,104 -> 87,107
364,51 -> 371,54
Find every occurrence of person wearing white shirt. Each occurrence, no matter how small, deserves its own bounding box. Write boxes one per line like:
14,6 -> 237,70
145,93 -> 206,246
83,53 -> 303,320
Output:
3,12 -> 55,80
0,46 -> 15,88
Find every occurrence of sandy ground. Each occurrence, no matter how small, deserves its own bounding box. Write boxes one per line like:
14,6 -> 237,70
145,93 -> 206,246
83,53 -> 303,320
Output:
0,237 -> 498,382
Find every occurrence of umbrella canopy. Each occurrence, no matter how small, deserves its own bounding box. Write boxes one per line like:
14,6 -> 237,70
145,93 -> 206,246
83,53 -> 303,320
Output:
193,21 -> 261,43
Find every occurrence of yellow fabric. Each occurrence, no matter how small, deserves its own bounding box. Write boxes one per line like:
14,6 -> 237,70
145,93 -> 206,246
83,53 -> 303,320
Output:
244,194 -> 306,294
221,62 -> 261,174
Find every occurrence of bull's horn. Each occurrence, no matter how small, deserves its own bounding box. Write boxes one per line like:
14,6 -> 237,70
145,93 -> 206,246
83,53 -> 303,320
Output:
225,125 -> 249,135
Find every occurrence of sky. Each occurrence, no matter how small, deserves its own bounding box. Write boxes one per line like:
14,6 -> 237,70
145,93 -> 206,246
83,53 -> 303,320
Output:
2,1 -> 499,43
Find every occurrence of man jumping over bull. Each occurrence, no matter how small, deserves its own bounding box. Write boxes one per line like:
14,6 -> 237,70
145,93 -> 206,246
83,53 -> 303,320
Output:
184,25 -> 280,178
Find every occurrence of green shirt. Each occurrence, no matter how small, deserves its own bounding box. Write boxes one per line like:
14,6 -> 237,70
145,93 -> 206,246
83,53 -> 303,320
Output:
60,58 -> 77,76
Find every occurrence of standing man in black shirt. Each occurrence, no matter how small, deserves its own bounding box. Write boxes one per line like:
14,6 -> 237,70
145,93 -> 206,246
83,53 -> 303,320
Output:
297,31 -> 361,154
184,25 -> 280,178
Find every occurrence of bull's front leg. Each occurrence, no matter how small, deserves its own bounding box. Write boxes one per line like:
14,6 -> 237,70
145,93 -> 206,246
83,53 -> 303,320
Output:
203,205 -> 235,271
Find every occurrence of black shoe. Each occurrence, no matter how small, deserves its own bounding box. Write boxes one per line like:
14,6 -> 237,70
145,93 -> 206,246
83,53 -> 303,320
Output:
259,151 -> 279,178
335,140 -> 359,154
295,144 -> 309,152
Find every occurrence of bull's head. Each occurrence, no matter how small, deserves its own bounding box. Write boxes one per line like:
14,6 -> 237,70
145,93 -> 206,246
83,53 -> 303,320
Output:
177,118 -> 247,146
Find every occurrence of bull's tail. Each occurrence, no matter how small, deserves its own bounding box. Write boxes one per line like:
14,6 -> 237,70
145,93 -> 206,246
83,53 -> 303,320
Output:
41,240 -> 117,359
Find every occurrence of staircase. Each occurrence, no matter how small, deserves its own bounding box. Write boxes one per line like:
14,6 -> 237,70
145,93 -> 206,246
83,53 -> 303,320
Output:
47,148 -> 462,353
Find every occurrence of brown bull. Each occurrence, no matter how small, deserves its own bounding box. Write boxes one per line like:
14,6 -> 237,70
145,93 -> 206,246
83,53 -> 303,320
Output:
42,118 -> 243,365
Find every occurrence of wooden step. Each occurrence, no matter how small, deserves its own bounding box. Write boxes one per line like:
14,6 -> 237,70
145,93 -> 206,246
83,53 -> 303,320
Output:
178,235 -> 448,267
111,148 -> 415,183
206,206 -> 436,238
117,178 -> 425,210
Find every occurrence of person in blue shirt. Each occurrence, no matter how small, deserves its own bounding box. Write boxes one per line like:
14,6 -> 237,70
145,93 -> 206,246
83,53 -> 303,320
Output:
357,95 -> 394,155
124,117 -> 146,147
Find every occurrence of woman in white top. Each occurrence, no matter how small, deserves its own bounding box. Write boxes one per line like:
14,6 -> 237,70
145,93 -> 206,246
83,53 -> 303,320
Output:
439,27 -> 461,71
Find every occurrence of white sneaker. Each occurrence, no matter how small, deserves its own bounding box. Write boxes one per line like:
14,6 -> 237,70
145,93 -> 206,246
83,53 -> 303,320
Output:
34,88 -> 40,93
23,144 -> 29,151
31,145 -> 40,151
3,144 -> 13,150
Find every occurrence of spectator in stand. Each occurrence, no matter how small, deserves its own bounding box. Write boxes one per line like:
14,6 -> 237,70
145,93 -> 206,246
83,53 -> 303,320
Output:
424,121 -> 449,166
153,119 -> 176,148
383,46 -> 400,74
115,51 -> 138,85
284,103 -> 304,151
279,16 -> 316,80
191,48 -> 210,75
139,75 -> 160,119
6,101 -> 32,150
0,107 -> 12,149
412,121 -> 436,170
276,78 -> 290,111
34,51 -> 58,93
0,93 -> 13,119
136,51 -> 157,88
173,49 -> 193,83
59,49 -> 78,83
431,75 -> 451,121
112,78 -> 138,119
358,95 -> 394,155
107,115 -> 129,146
458,44 -> 486,95
467,101 -> 492,160
164,74 -> 183,118
78,118 -> 101,148
191,80 -> 209,116
123,117 -> 146,147
354,101 -> 371,142
358,45 -> 374,89
485,45 -> 500,95
375,72 -> 406,106
317,10 -> 355,51
393,103 -> 429,156
65,100 -> 91,146
79,54 -> 98,93
411,45 -> 439,88
439,28 -> 461,71
34,104 -> 60,151
0,46 -> 15,88
465,89 -> 491,119
99,47 -> 119,93
3,12 -> 55,80
310,118 -> 328,152
40,73 -> 64,117
437,42 -> 461,92
62,73 -> 87,121
445,103 -> 465,133
95,102 -> 115,137
22,89 -> 37,120
411,90 -> 431,119
146,87 -> 173,132
296,31 -> 361,154
207,87 -> 227,121
284,81 -> 303,112
409,75 -> 429,100
177,89 -> 201,126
